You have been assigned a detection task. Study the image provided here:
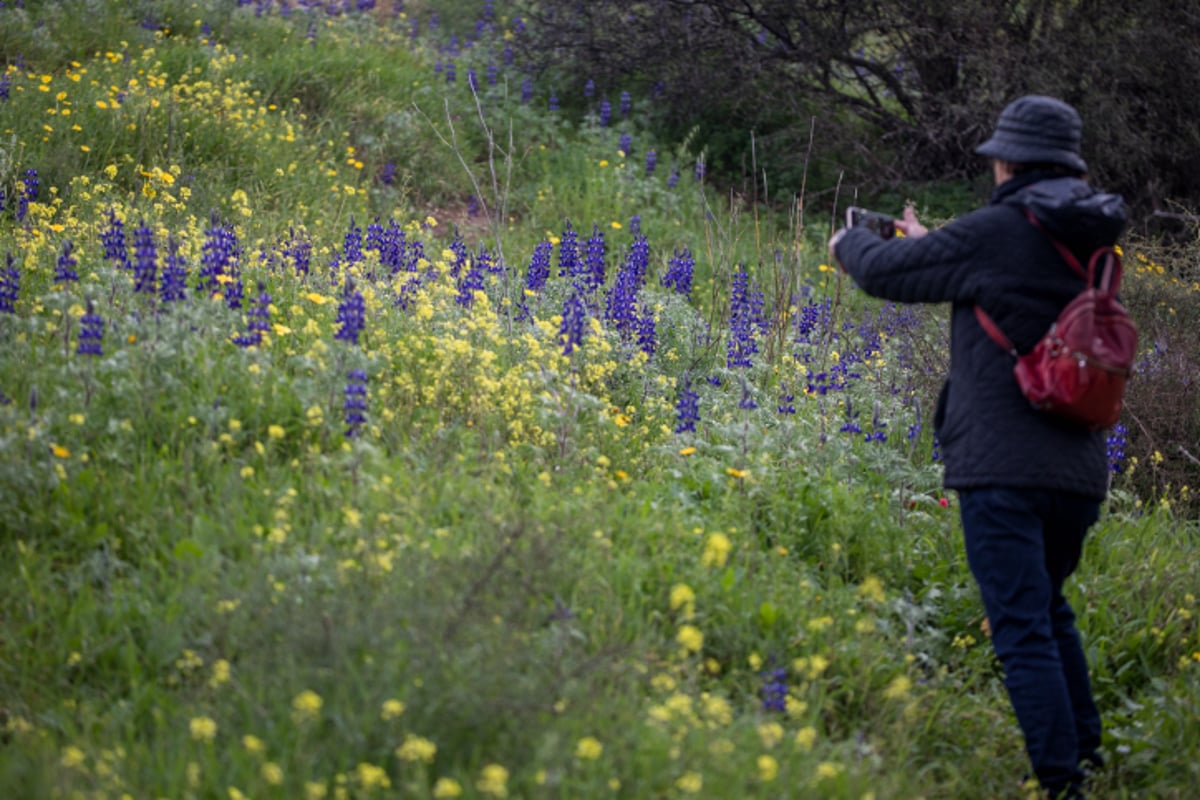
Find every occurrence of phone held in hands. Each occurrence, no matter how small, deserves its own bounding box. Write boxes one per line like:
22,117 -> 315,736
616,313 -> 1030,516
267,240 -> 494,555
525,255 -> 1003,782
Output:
846,206 -> 896,239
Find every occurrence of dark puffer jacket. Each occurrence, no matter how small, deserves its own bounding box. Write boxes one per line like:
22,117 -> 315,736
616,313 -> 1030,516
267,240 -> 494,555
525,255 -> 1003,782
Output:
833,171 -> 1127,499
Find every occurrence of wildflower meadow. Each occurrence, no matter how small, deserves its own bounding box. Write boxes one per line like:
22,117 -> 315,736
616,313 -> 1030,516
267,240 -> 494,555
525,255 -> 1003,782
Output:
1,2 -> 1198,799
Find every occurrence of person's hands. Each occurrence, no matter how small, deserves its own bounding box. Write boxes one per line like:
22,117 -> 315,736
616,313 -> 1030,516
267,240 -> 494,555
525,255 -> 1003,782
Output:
895,205 -> 927,238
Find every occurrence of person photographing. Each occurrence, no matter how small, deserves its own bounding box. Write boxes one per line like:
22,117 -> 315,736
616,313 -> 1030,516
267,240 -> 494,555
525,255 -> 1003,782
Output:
830,95 -> 1129,799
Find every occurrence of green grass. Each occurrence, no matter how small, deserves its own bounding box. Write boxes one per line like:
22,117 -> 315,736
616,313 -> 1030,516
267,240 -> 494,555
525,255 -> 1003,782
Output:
1,3 -> 1198,799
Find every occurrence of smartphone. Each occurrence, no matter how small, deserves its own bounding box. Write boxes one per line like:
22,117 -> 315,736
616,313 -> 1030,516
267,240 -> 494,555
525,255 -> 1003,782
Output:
846,206 -> 896,239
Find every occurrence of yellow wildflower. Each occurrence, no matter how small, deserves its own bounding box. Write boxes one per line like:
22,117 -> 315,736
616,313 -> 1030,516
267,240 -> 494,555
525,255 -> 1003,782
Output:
61,746 -> 87,768
189,716 -> 217,742
795,726 -> 817,752
476,764 -> 509,798
261,762 -> 284,785
395,735 -> 437,763
758,754 -> 779,782
575,736 -> 603,760
883,675 -> 912,700
701,532 -> 731,567
758,722 -> 784,749
432,778 -> 463,798
676,624 -> 704,653
380,699 -> 406,721
675,772 -> 703,793
291,690 -> 323,722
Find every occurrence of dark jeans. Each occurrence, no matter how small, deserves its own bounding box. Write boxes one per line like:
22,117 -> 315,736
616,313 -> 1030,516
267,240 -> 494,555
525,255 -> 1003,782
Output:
958,487 -> 1103,799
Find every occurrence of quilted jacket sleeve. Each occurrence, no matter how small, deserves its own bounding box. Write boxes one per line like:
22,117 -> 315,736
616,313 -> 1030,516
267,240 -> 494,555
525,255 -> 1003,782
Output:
833,215 -> 988,304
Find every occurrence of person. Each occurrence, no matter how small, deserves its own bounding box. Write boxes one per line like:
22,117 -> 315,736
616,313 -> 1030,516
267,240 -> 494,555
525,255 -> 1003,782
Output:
829,95 -> 1126,799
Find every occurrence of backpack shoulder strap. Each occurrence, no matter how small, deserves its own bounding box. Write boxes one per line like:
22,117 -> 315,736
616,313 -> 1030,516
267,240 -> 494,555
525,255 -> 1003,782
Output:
1024,208 -> 1087,280
974,306 -> 1018,357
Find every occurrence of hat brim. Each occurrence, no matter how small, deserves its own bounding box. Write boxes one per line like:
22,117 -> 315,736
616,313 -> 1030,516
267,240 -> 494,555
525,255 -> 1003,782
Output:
976,138 -> 1088,173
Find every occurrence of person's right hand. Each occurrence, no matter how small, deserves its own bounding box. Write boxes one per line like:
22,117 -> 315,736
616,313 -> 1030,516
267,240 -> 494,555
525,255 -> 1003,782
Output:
895,205 -> 928,238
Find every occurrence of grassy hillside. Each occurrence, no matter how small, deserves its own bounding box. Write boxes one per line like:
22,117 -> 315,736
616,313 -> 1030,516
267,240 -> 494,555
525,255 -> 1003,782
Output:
1,2 -> 1197,798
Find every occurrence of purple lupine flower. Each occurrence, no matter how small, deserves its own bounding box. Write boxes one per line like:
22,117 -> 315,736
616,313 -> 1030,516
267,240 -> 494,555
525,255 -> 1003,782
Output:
645,149 -> 657,177
931,435 -> 941,461
445,61 -> 456,83
583,223 -> 606,293
160,235 -> 188,304
598,98 -> 611,127
694,158 -> 706,181
556,220 -> 579,278
661,246 -> 694,299
365,217 -> 385,254
225,277 -> 244,310
448,233 -> 470,279
637,312 -> 657,357
525,240 -> 552,293
794,297 -> 832,344
726,265 -> 758,368
395,275 -> 422,311
667,167 -> 680,188
54,239 -> 79,283
197,213 -> 238,296
503,44 -> 514,65
133,222 -> 158,294
584,78 -> 595,98
478,245 -> 503,275
619,90 -> 632,116
379,161 -> 397,186
456,252 -> 485,308
604,260 -> 640,337
77,299 -> 103,356
865,402 -> 887,442
380,220 -> 407,274
559,292 -> 587,355
233,282 -> 271,348
625,235 -> 650,286
16,168 -> 37,222
486,64 -> 498,86
618,133 -> 632,156
0,251 -> 19,313
287,229 -> 312,277
335,280 -> 366,345
467,68 -> 478,92
344,369 -> 368,438
1107,424 -> 1128,474
674,377 -> 699,433
629,215 -> 641,236
520,76 -> 533,104
466,195 -> 480,217
513,16 -> 525,33
405,239 -> 427,274
778,383 -> 796,415
760,667 -> 788,712
0,72 -> 10,102
548,91 -> 559,111
101,209 -> 131,270
342,217 -> 364,265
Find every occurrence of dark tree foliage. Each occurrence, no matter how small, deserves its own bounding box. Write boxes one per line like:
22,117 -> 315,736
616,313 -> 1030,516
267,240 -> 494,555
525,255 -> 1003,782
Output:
515,0 -> 1200,221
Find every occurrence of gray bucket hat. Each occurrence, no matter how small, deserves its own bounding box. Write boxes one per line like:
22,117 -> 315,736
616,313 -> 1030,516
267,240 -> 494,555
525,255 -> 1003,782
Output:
975,95 -> 1088,173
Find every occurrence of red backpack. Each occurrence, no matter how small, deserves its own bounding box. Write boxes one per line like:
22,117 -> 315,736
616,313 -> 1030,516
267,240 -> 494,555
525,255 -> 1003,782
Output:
975,210 -> 1138,430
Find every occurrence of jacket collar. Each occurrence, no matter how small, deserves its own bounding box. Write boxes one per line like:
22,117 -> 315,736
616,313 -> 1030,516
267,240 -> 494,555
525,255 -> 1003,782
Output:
988,170 -> 1055,205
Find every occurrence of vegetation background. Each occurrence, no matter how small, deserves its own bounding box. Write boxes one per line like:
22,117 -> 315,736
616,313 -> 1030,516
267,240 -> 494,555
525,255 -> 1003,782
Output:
0,1 -> 1197,799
